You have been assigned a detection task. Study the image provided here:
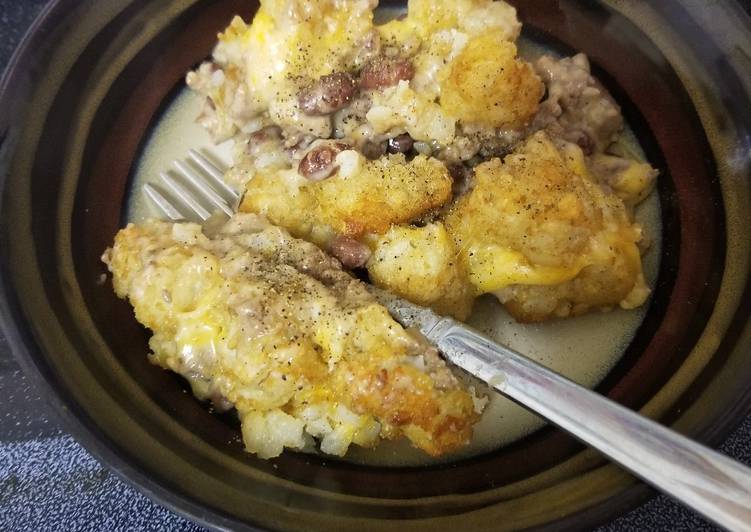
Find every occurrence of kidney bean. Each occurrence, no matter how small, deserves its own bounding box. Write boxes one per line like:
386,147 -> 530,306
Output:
328,236 -> 372,269
360,58 -> 415,90
298,72 -> 358,116
298,142 -> 349,181
387,133 -> 414,154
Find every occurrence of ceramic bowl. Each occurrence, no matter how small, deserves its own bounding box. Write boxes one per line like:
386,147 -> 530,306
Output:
1,1 -> 750,530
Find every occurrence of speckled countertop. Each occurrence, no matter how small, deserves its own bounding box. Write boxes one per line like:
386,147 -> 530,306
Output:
1,2 -> 749,531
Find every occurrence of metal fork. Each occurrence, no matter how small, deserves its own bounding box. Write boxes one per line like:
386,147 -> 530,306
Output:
144,152 -> 751,530
143,149 -> 239,222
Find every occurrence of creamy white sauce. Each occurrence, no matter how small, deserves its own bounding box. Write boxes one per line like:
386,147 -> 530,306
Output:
127,35 -> 662,468
127,90 -> 234,224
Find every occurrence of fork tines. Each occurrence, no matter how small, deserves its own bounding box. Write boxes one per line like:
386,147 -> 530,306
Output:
144,150 -> 239,223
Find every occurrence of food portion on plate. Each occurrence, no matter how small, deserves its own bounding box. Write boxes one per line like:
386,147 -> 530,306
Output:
444,132 -> 650,321
104,0 -> 660,460
188,0 -> 657,322
103,214 -> 481,458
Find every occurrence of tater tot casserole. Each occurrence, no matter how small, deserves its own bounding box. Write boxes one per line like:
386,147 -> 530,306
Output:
104,0 -> 659,460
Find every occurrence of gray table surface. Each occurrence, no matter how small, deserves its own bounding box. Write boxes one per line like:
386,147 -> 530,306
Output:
1,1 -> 750,531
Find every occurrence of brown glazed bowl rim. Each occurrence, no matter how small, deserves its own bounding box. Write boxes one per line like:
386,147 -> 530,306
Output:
1,1 -> 750,531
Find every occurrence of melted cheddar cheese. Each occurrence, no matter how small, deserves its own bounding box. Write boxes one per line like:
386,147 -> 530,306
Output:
187,0 -> 657,324
103,214 -> 480,458
445,132 -> 649,321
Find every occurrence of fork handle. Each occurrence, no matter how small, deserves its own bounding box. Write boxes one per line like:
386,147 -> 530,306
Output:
431,320 -> 751,531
